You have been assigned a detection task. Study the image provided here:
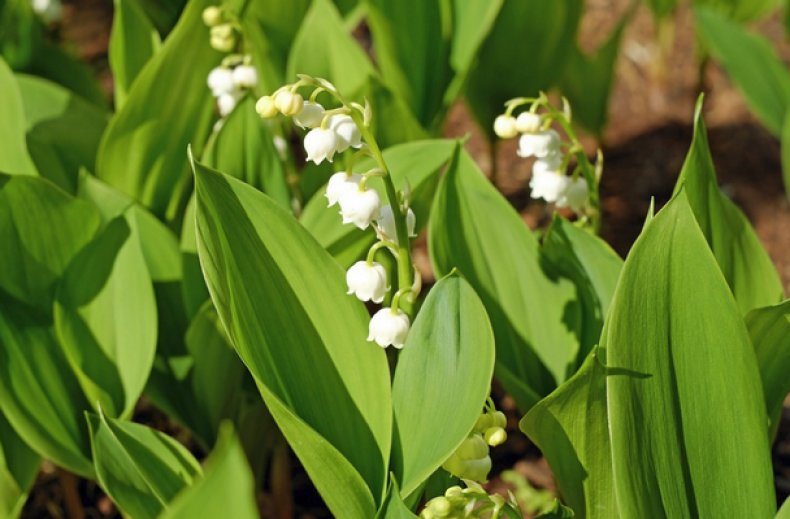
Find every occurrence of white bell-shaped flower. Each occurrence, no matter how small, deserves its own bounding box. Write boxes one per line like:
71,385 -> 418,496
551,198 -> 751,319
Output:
556,176 -> 589,213
530,170 -> 569,204
231,65 -> 258,89
493,115 -> 518,139
375,205 -> 416,245
346,261 -> 389,303
328,114 -> 363,152
532,152 -> 564,176
207,67 -> 235,96
293,101 -> 325,129
325,172 -> 361,207
515,111 -> 542,133
368,307 -> 410,348
274,90 -> 304,116
518,129 -> 561,159
217,91 -> 242,117
304,128 -> 339,164
338,186 -> 380,229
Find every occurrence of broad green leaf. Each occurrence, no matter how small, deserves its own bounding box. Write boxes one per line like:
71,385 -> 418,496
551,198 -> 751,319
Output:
364,76 -> 430,148
193,159 -> 392,511
695,7 -> 790,135
0,412 -> 39,519
300,139 -> 456,268
521,349 -> 616,519
779,497 -> 790,519
449,0 -> 503,76
674,97 -> 783,313
286,0 -> 374,96
0,296 -> 93,477
17,74 -> 108,193
365,0 -> 452,128
109,0 -> 161,108
158,425 -> 257,519
96,0 -> 220,221
129,0 -> 186,36
745,300 -> 790,434
0,174 -> 101,311
179,195 -> 210,319
87,412 -> 201,519
464,0 -> 583,139
541,216 -> 622,368
376,480 -> 418,519
55,215 -> 157,418
603,191 -> 774,517
391,274 -> 495,497
202,95 -> 291,209
429,147 -> 579,409
0,58 -> 36,176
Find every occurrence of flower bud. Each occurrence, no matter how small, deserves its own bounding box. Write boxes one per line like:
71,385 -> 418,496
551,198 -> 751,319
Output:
426,497 -> 452,517
293,101 -> 325,129
375,206 -> 416,245
338,186 -> 380,229
217,92 -> 241,117
346,261 -> 389,303
484,426 -> 507,447
518,129 -> 561,158
368,307 -> 410,348
202,6 -> 223,26
515,111 -> 542,133
461,456 -> 492,482
304,128 -> 339,164
473,413 -> 493,433
325,171 -> 361,207
328,114 -> 362,151
529,170 -> 569,204
231,65 -> 258,89
444,486 -> 463,499
457,434 -> 488,460
556,176 -> 589,213
493,115 -> 518,139
274,90 -> 304,116
210,24 -> 236,52
255,96 -> 278,118
207,66 -> 235,96
491,410 -> 507,429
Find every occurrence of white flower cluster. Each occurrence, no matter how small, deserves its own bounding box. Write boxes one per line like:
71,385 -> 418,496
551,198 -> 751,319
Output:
31,0 -> 62,23
441,408 -> 507,483
207,59 -> 258,117
494,110 -> 589,214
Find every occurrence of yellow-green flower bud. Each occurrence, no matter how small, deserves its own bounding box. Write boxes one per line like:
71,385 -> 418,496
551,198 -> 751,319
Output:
426,497 -> 452,517
202,6 -> 223,26
255,96 -> 278,118
444,486 -> 463,499
473,412 -> 493,433
457,434 -> 488,460
274,90 -> 304,116
492,410 -> 507,429
462,456 -> 492,482
210,24 -> 236,52
484,426 -> 507,447
441,452 -> 466,478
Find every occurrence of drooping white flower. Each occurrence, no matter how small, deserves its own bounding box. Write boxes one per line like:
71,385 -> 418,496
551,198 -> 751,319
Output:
338,186 -> 380,229
255,96 -> 278,118
493,115 -> 518,139
555,176 -> 589,213
368,307 -> 410,348
304,128 -> 339,164
274,90 -> 304,116
346,261 -> 389,303
293,101 -> 325,129
532,152 -> 564,177
231,65 -> 258,89
375,205 -> 416,245
328,114 -> 362,152
515,111 -> 542,133
217,91 -> 242,117
517,129 -> 561,159
207,67 -> 235,96
325,172 -> 361,207
530,169 -> 569,204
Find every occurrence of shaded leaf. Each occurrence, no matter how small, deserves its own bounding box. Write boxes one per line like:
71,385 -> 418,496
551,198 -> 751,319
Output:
109,0 -> 161,108
0,412 -> 39,519
0,57 -> 36,176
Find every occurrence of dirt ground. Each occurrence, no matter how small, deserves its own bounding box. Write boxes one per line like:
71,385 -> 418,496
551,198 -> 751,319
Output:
23,0 -> 790,517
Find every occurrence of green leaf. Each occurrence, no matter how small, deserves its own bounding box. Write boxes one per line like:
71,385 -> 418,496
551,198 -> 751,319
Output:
0,174 -> 101,311
535,500 -> 576,519
246,0 -> 310,84
521,349 -> 616,519
109,0 -> 161,109
202,95 -> 290,210
0,296 -> 93,477
781,110 -> 790,202
695,6 -> 790,135
694,0 -> 782,23
193,158 -> 391,513
96,0 -> 220,221
429,147 -> 579,410
0,57 -> 36,176
158,425 -> 258,519
0,412 -> 39,519
745,300 -> 790,435
87,412 -> 201,519
54,214 -> 157,418
375,479 -> 418,519
391,274 -> 495,497
674,97 -> 783,313
448,0 -> 503,77
541,216 -> 622,368
778,496 -> 790,519
300,139 -> 455,268
603,191 -> 774,516
464,0 -> 583,139
17,74 -> 108,193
